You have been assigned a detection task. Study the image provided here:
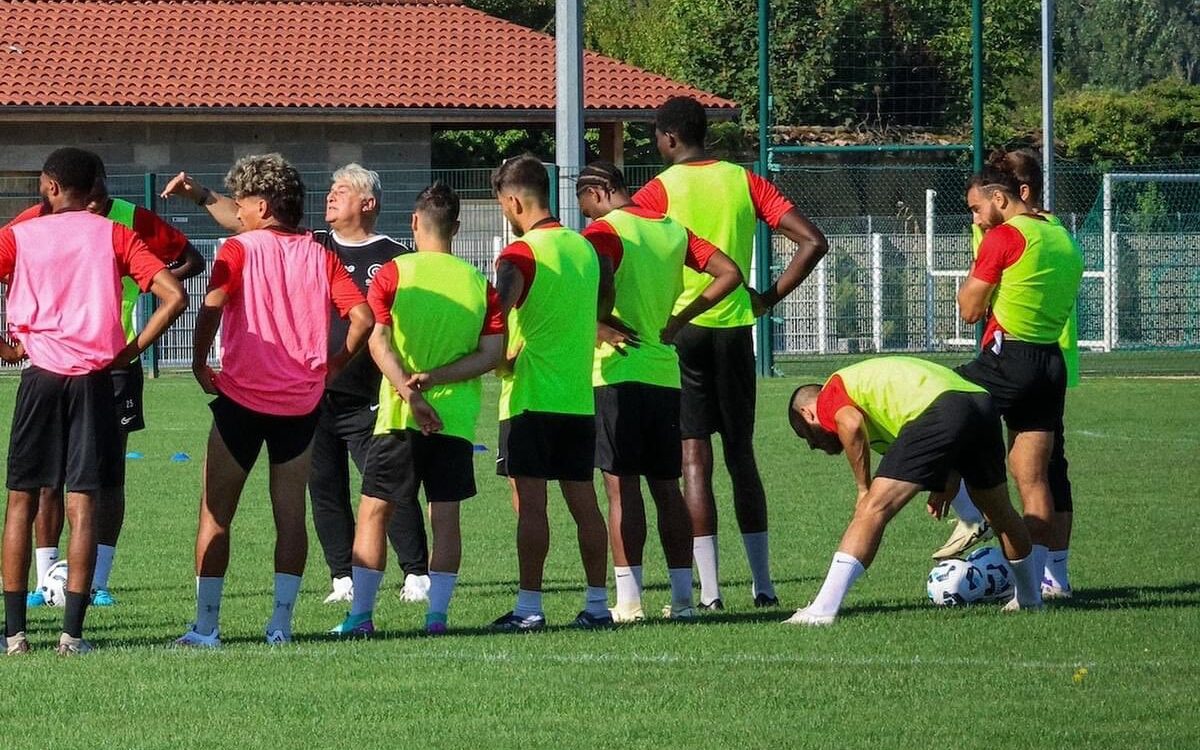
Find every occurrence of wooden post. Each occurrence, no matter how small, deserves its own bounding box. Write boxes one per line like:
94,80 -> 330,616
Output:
598,121 -> 624,167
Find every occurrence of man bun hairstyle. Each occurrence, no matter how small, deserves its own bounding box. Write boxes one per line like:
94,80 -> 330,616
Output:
654,96 -> 708,147
987,148 -> 1043,206
966,166 -> 1022,200
225,153 -> 306,228
491,154 -> 550,206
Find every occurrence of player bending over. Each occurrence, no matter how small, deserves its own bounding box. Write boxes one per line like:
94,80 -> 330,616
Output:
575,161 -> 742,621
329,183 -> 504,636
784,357 -> 1043,625
176,154 -> 371,647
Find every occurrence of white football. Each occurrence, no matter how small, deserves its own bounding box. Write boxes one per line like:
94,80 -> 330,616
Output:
926,559 -> 987,606
41,560 -> 69,607
966,546 -> 1015,602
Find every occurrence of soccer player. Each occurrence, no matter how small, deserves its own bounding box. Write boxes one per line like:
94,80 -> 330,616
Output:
175,154 -> 372,647
1,147 -> 187,654
935,152 -> 1080,601
575,161 -> 742,621
489,154 -> 613,631
634,95 -> 828,609
784,357 -> 1043,625
329,183 -> 504,636
953,167 -> 1083,600
163,165 -> 431,604
7,160 -> 205,608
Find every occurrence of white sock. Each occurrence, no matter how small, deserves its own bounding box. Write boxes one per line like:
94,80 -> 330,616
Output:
693,535 -> 721,605
741,531 -> 775,598
808,552 -> 866,616
350,566 -> 384,617
427,571 -> 458,617
195,576 -> 224,636
266,573 -> 302,636
1009,546 -> 1046,607
514,588 -> 543,618
668,567 -> 693,608
35,547 -> 59,588
613,565 -> 643,606
585,586 -> 609,617
1044,549 -> 1070,590
92,544 -> 116,590
949,481 -> 984,524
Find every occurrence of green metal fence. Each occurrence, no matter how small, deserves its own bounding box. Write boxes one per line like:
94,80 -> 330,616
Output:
3,162 -> 1198,373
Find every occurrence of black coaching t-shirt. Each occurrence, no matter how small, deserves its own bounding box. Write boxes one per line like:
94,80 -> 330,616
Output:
315,230 -> 412,402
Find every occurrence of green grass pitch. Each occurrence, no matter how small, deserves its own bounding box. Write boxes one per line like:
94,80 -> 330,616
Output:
0,364 -> 1196,748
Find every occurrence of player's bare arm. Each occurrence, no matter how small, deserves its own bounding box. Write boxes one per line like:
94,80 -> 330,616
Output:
834,405 -> 872,500
367,322 -> 443,434
597,253 -> 616,322
327,302 -> 373,383
191,286 -> 226,394
752,209 -> 828,314
160,171 -> 241,232
957,275 -> 996,324
408,333 -> 504,390
494,258 -> 525,375
0,336 -> 25,364
115,268 -> 187,367
169,243 -> 206,282
662,249 -> 743,344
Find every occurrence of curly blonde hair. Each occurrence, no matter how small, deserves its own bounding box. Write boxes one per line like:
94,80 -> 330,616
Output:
225,153 -> 306,227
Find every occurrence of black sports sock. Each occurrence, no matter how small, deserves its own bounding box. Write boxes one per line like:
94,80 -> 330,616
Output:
4,591 -> 28,637
63,591 -> 89,639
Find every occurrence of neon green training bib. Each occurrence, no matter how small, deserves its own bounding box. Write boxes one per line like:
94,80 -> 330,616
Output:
105,198 -> 141,344
656,161 -> 756,328
593,208 -> 688,389
499,226 -> 600,420
375,252 -> 489,443
831,356 -> 987,454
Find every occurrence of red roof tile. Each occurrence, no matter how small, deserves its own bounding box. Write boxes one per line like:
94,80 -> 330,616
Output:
0,0 -> 737,115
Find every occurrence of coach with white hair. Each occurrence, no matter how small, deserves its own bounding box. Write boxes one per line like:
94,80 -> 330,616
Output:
162,164 -> 431,605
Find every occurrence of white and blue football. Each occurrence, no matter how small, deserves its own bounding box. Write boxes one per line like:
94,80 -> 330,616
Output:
966,546 -> 1015,602
926,559 -> 987,606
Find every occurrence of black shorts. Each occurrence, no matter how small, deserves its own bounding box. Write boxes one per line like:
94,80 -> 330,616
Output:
112,363 -> 146,433
7,366 -> 120,493
594,383 -> 682,480
362,430 -> 476,503
497,411 -> 595,482
674,323 -> 756,446
210,395 -> 319,473
955,339 -> 1067,433
875,391 -> 1007,492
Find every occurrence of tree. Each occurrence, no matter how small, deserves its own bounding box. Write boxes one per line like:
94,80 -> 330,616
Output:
464,0 -> 554,32
1057,0 -> 1200,90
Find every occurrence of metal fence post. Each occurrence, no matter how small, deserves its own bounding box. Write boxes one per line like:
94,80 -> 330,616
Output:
545,163 -> 559,219
871,233 -> 883,352
816,259 -> 828,355
141,172 -> 160,377
925,189 -> 936,349
1102,173 -> 1113,351
753,161 -> 774,377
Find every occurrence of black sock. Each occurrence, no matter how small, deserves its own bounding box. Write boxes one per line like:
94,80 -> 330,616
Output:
4,591 -> 28,638
63,591 -> 89,639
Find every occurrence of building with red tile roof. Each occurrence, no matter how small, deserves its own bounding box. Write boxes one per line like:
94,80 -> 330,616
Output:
0,0 -> 737,174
